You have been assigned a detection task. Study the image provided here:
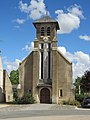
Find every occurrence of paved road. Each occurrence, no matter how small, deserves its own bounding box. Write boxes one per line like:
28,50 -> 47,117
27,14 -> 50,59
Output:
0,104 -> 75,111
0,109 -> 90,119
0,115 -> 90,120
0,104 -> 90,119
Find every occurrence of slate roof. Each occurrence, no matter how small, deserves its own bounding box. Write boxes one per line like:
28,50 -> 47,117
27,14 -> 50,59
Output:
33,15 -> 60,30
34,16 -> 57,23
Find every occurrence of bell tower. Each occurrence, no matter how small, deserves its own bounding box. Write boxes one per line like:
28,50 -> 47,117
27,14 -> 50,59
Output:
33,15 -> 60,46
33,15 -> 60,84
33,15 -> 60,103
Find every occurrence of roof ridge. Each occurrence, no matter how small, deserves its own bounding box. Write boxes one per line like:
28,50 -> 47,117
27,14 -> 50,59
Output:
33,16 -> 57,23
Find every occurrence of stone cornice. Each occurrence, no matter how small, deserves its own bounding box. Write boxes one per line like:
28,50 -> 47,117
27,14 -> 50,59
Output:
33,48 -> 39,52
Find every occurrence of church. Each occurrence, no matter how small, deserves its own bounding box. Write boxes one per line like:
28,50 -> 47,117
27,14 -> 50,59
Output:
18,15 -> 74,104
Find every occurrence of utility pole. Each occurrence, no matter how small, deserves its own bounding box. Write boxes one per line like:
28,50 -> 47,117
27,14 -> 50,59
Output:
79,85 -> 81,95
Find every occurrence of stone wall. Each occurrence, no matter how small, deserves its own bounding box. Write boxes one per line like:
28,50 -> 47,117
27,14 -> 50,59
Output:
57,50 -> 74,103
18,52 -> 33,97
3,70 -> 13,102
52,48 -> 74,104
32,50 -> 39,101
52,49 -> 58,104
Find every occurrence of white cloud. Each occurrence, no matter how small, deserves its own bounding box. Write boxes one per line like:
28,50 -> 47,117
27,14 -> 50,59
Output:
19,1 -> 30,13
16,18 -> 26,24
3,58 -> 21,74
74,51 -> 90,64
55,4 -> 84,34
3,42 -> 34,74
73,51 -> 90,79
67,4 -> 84,19
22,42 -> 34,53
19,0 -> 47,20
79,35 -> 90,41
58,46 -> 90,80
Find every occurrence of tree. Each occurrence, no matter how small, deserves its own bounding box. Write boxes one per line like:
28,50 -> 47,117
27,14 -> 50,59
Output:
74,70 -> 90,102
74,77 -> 85,102
81,70 -> 90,93
74,77 -> 82,94
9,70 -> 19,85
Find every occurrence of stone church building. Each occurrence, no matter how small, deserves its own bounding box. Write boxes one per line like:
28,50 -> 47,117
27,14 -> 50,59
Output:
18,15 -> 74,104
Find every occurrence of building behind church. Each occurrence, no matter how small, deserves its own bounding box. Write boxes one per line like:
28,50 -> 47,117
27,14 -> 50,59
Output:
0,52 -> 13,103
18,15 -> 74,104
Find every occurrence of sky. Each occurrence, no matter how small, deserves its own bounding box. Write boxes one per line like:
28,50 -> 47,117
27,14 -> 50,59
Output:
0,0 -> 90,81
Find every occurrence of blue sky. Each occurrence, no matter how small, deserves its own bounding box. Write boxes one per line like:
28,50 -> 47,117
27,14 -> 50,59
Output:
0,0 -> 90,80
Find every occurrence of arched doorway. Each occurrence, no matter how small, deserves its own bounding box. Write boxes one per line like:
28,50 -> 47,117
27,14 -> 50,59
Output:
40,88 -> 50,103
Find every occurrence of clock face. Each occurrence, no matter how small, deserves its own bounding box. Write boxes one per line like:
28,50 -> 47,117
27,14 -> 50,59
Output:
43,37 -> 48,42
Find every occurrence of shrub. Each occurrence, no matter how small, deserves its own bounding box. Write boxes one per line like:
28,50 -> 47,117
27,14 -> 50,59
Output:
62,99 -> 80,106
14,93 -> 35,104
13,92 -> 18,101
75,94 -> 86,102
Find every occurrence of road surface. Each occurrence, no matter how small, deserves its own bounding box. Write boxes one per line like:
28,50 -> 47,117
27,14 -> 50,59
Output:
0,104 -> 90,120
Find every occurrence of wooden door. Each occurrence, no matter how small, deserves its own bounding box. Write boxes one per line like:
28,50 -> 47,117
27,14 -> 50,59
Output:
40,88 -> 50,103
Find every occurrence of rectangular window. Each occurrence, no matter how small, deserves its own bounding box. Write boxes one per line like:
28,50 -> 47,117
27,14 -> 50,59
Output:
8,96 -> 10,100
41,43 -> 43,49
28,89 -> 31,94
59,89 -> 63,97
48,51 -> 50,79
41,27 -> 44,36
48,43 -> 51,49
41,52 -> 43,79
47,27 -> 50,36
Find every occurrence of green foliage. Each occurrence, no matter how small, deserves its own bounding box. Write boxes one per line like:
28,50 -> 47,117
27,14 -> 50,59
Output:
13,92 -> 18,101
14,93 -> 35,104
74,77 -> 82,94
10,70 -> 19,85
75,94 -> 85,102
62,99 -> 80,106
74,70 -> 90,102
81,70 -> 90,92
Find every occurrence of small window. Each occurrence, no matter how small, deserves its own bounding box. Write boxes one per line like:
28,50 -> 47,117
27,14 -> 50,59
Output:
59,89 -> 63,97
41,43 -> 43,49
8,96 -> 10,100
47,27 -> 50,36
28,89 -> 31,94
48,43 -> 51,49
41,27 -> 44,36
39,43 -> 43,49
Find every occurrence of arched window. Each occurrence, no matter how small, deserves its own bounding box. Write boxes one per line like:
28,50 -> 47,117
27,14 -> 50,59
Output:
47,27 -> 50,36
41,27 -> 44,36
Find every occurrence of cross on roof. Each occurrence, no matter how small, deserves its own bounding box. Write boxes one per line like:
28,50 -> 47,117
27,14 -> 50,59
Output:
46,6 -> 48,16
